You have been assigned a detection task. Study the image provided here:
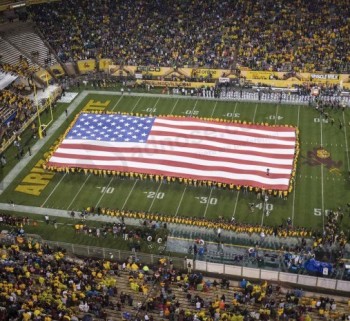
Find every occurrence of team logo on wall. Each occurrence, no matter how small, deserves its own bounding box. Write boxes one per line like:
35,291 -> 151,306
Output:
303,147 -> 342,174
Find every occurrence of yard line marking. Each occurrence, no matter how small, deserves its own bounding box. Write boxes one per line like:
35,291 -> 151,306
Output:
111,95 -> 123,112
229,102 -> 240,219
232,190 -> 240,219
274,104 -> 279,125
174,186 -> 187,217
231,102 -> 238,121
191,100 -> 198,115
261,200 -> 266,226
148,181 -> 162,212
151,97 -> 160,113
259,102 -> 278,225
170,99 -> 179,115
95,177 -> 114,208
342,112 -> 350,170
67,174 -> 91,210
210,101 -> 218,117
41,173 -> 67,207
253,103 -> 258,122
291,105 -> 300,227
121,179 -> 139,210
130,97 -> 142,113
203,188 -> 213,218
320,114 -> 325,231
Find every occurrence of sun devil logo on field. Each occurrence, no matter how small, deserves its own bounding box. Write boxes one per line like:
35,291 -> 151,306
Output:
303,147 -> 342,174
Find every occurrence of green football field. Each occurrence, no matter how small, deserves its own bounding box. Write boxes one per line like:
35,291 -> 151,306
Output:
1,92 -> 350,235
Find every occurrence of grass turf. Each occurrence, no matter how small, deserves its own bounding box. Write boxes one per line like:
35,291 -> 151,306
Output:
1,92 -> 350,236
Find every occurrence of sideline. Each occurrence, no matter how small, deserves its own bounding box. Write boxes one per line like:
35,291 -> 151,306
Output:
0,202 -> 316,250
0,91 -> 89,194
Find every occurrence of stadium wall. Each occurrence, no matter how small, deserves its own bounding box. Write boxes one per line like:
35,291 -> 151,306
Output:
38,238 -> 350,293
193,260 -> 350,292
102,63 -> 350,89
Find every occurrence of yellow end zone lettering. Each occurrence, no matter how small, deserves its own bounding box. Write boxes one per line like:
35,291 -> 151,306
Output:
83,99 -> 111,111
15,159 -> 54,196
14,99 -> 111,196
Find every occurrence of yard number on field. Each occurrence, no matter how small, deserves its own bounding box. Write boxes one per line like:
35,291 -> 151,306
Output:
314,208 -> 332,216
144,191 -> 165,199
255,202 -> 274,211
314,118 -> 328,123
195,196 -> 218,205
97,186 -> 115,194
267,115 -> 283,120
185,110 -> 199,115
225,113 -> 240,118
145,107 -> 156,113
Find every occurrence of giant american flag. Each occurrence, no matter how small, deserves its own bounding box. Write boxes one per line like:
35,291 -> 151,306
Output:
47,113 -> 297,190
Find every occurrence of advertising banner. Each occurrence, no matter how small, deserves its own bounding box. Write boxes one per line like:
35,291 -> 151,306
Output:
35,68 -> 52,83
49,63 -> 65,77
77,59 -> 96,73
136,80 -> 215,88
99,59 -> 112,71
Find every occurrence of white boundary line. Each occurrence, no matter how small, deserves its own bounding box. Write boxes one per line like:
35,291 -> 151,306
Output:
231,190 -> 240,219
210,101 -> 218,117
130,97 -> 142,113
41,173 -> 67,207
95,177 -> 114,208
174,186 -> 187,217
66,174 -> 91,210
121,179 -> 139,210
291,105 -> 300,227
169,99 -> 179,115
342,112 -> 350,170
148,181 -> 163,212
203,188 -> 213,217
111,95 -> 124,112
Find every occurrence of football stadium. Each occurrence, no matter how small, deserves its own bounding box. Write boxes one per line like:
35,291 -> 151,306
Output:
0,0 -> 350,320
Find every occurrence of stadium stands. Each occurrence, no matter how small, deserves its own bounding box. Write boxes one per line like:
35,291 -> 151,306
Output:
0,229 -> 350,321
0,37 -> 39,72
29,0 -> 350,72
4,30 -> 58,67
1,1 -> 350,317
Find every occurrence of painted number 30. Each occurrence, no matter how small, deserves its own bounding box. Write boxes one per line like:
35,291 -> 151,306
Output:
196,197 -> 218,205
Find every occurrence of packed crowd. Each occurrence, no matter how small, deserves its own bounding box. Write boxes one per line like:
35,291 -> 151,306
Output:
0,89 -> 36,151
29,0 -> 350,72
0,234 -> 119,320
1,231 -> 349,321
0,60 -> 37,78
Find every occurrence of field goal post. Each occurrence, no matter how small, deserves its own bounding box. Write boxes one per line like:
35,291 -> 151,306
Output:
34,73 -> 54,139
